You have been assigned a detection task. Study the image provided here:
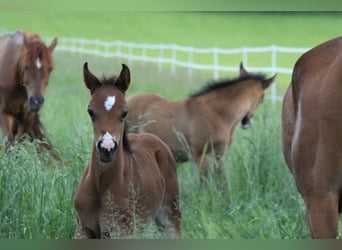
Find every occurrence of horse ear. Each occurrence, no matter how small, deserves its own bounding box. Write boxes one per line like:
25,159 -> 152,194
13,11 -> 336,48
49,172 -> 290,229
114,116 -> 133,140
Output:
48,37 -> 58,52
115,64 -> 131,93
83,62 -> 100,93
239,62 -> 248,76
262,74 -> 276,89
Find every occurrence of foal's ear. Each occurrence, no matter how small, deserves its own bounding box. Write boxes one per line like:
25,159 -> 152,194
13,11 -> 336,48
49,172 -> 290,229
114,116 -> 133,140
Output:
83,62 -> 100,93
239,62 -> 248,77
48,37 -> 58,53
262,74 -> 276,89
115,64 -> 131,93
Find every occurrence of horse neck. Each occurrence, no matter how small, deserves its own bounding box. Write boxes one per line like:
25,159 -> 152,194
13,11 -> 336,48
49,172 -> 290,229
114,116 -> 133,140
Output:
90,142 -> 130,194
192,83 -> 258,120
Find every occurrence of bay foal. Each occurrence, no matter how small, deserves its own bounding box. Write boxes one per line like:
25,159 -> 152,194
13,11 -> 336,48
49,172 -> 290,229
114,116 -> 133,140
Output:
74,63 -> 181,239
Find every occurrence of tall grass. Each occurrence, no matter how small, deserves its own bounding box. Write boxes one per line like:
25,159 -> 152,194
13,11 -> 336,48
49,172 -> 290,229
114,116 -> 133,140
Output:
0,100 -> 310,239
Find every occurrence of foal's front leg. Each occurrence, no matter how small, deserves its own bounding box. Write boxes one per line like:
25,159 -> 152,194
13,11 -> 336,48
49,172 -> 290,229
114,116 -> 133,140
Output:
194,142 -> 227,185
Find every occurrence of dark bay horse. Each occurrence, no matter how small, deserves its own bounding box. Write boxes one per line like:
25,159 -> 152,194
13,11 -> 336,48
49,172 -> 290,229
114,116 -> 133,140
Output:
74,63 -> 182,239
0,30 -> 57,153
127,63 -> 275,177
282,36 -> 342,239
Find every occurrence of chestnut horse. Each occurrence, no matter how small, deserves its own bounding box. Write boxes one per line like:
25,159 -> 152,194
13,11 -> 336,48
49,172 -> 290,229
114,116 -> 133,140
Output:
282,36 -> 342,239
74,63 -> 182,239
0,30 -> 57,153
127,63 -> 275,177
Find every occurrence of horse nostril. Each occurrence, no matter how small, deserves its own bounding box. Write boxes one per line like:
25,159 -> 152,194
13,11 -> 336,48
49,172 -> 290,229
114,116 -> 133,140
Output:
29,95 -> 44,105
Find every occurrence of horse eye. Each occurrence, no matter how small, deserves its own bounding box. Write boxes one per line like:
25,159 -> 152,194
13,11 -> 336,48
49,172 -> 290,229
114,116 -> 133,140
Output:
121,110 -> 128,119
24,65 -> 29,71
88,109 -> 95,121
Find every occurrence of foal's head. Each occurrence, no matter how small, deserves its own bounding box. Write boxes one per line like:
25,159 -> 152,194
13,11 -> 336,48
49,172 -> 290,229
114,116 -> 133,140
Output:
83,62 -> 130,163
20,32 -> 57,112
238,63 -> 276,128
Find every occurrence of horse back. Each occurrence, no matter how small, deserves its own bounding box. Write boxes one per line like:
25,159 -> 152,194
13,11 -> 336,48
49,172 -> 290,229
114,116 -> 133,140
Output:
127,93 -> 168,132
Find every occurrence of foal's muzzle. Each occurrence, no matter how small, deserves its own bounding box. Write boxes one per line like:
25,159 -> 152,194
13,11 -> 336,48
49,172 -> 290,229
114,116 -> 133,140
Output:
29,94 -> 45,112
97,137 -> 118,163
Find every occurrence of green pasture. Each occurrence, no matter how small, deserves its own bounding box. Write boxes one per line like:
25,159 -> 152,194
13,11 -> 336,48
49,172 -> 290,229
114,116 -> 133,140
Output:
0,12 -> 341,239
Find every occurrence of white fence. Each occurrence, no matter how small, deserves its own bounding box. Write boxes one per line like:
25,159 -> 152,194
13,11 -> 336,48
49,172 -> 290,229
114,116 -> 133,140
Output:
0,28 -> 310,103
51,37 -> 310,103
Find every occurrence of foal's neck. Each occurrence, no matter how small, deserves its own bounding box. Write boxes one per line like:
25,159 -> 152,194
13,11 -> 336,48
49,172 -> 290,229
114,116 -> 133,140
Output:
90,145 -> 129,194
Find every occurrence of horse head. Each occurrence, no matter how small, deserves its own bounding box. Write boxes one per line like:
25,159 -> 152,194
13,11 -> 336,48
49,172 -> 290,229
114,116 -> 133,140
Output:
239,62 -> 276,129
83,62 -> 130,163
21,33 -> 57,112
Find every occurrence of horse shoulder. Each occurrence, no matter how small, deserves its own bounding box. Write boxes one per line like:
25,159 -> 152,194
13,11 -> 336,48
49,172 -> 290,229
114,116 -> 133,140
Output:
74,164 -> 99,211
0,34 -> 23,89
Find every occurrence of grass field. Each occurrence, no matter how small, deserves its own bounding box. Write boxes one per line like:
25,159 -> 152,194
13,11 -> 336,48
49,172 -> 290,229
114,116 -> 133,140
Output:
0,12 -> 341,239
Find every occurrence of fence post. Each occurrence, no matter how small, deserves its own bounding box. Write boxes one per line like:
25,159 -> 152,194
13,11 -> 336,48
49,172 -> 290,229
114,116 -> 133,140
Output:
142,45 -> 147,66
171,44 -> 177,76
271,45 -> 277,106
188,49 -> 193,78
128,44 -> 133,66
116,41 -> 122,63
213,47 -> 219,80
158,44 -> 164,74
242,47 -> 248,68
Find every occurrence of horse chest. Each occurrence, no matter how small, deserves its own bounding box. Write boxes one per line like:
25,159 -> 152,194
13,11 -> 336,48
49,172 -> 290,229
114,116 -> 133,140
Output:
0,87 -> 27,114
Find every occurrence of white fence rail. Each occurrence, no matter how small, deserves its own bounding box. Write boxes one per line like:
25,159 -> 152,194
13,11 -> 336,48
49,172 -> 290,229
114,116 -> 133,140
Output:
0,29 -> 310,103
51,37 -> 310,103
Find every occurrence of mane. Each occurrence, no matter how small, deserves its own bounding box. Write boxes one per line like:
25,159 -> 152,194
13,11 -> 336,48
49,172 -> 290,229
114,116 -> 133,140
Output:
22,35 -> 54,69
122,126 -> 132,154
189,73 -> 267,98
99,75 -> 118,86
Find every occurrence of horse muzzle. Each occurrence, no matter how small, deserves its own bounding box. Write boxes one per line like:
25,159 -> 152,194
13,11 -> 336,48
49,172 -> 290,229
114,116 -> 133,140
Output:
96,134 -> 118,163
28,94 -> 45,112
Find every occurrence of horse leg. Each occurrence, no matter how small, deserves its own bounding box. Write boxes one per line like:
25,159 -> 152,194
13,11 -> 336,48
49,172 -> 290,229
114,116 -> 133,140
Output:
17,113 -> 60,160
0,110 -> 16,146
303,192 -> 339,239
195,142 -> 227,186
154,147 -> 182,238
155,197 -> 182,239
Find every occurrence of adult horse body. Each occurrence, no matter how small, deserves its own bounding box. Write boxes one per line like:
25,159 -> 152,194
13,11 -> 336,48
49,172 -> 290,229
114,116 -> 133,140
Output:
127,64 -> 275,176
0,30 -> 57,150
282,36 -> 342,239
74,63 -> 181,239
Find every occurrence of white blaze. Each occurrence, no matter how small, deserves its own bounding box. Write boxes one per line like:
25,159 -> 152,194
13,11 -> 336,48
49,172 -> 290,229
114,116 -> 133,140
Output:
101,132 -> 115,151
104,96 -> 116,111
36,58 -> 42,69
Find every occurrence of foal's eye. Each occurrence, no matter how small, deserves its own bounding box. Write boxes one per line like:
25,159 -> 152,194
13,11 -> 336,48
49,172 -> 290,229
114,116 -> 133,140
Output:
120,110 -> 128,119
88,109 -> 95,121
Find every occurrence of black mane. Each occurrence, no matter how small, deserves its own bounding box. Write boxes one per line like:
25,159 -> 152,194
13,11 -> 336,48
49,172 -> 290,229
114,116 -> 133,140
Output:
189,73 -> 267,98
122,126 -> 132,154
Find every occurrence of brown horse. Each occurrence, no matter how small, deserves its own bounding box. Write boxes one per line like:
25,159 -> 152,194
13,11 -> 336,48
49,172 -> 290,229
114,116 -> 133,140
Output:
282,36 -> 342,239
74,63 -> 182,239
0,30 -> 57,153
127,63 -> 275,177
